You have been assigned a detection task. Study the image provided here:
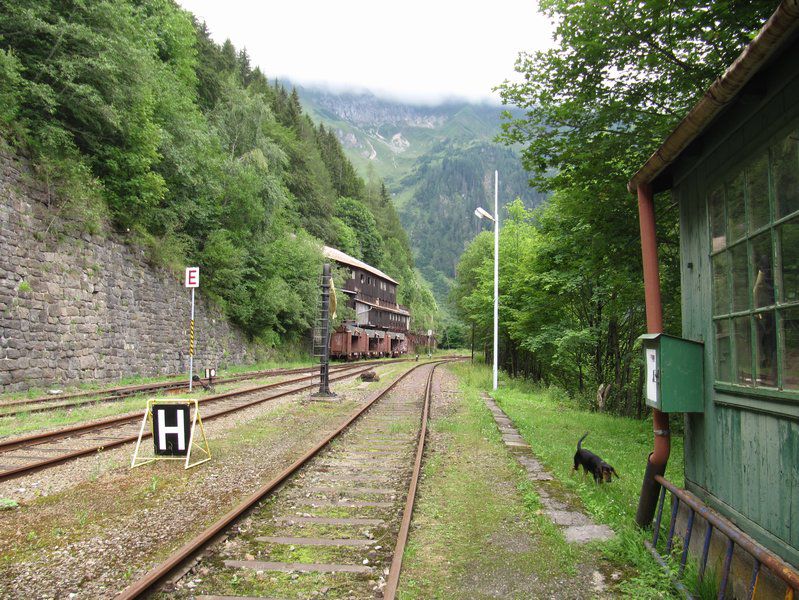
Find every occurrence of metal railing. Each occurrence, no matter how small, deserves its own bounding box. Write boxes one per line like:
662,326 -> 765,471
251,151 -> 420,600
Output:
648,475 -> 799,599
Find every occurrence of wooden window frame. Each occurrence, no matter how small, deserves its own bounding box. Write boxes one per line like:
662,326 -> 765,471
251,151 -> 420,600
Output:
707,125 -> 799,405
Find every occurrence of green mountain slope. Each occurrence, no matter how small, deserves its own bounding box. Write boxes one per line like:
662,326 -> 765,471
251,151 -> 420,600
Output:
297,87 -> 503,187
297,86 -> 547,305
401,141 -> 544,300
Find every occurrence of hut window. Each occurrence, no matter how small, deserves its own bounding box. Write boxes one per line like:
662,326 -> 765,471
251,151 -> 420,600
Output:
708,127 -> 799,392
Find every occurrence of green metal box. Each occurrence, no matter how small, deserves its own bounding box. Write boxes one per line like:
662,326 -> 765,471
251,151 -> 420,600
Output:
639,333 -> 705,412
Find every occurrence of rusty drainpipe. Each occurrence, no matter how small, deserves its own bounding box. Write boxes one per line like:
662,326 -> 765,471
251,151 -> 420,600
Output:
634,182 -> 671,528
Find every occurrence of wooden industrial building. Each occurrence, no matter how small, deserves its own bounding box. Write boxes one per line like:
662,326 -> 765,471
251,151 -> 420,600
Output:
628,1 -> 799,590
323,246 -> 411,359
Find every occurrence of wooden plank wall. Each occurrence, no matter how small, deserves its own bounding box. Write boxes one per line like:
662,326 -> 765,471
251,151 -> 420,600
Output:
675,40 -> 799,565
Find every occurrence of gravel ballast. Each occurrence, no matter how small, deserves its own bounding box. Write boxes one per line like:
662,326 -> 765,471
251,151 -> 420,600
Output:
0,362 -> 414,599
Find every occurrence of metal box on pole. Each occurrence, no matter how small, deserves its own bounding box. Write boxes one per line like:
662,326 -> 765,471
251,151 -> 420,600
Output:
639,333 -> 704,413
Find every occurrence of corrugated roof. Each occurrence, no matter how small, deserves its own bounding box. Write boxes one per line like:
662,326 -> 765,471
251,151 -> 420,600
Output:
627,0 -> 799,193
322,246 -> 399,285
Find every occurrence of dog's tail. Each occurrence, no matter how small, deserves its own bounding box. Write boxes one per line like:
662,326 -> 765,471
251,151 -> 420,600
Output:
577,431 -> 589,450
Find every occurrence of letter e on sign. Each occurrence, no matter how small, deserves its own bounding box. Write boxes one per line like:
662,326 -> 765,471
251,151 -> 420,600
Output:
185,267 -> 200,288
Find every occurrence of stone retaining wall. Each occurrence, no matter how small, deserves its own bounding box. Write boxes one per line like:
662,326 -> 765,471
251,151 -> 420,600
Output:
0,146 -> 259,392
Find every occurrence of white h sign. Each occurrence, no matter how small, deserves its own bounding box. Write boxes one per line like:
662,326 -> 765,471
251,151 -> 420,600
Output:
130,399 -> 211,470
157,408 -> 186,452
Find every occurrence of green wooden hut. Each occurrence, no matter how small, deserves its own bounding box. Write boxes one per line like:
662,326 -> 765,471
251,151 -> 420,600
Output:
628,2 -> 799,572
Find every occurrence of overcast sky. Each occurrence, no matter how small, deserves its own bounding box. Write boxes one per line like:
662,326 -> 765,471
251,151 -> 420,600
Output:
177,1 -> 555,104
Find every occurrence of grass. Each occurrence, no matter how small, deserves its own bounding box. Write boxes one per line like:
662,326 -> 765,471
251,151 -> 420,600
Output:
0,498 -> 19,510
0,366 -> 342,438
0,355 -> 410,439
0,357 -> 319,404
0,396 -> 158,437
481,365 -> 705,598
0,354 -> 438,407
398,362 -> 592,599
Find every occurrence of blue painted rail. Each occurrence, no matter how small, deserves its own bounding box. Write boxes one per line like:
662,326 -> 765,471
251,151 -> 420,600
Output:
647,475 -> 798,600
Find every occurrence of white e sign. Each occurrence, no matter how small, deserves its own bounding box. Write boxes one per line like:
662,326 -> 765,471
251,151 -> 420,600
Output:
185,267 -> 200,288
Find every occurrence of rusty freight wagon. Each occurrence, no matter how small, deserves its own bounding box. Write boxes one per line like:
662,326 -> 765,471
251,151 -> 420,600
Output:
629,3 -> 799,596
323,246 -> 411,359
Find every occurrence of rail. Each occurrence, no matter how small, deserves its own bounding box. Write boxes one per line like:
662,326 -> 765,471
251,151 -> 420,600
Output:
647,474 -> 799,599
0,362 -> 382,482
0,359 -> 403,417
115,359 -> 451,599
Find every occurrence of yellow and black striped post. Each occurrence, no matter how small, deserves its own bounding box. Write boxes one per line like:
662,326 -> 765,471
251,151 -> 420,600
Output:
189,287 -> 196,391
185,267 -> 200,392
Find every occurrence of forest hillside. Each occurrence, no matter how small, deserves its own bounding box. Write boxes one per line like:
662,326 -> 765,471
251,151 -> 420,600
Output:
297,86 -> 548,315
0,0 -> 438,347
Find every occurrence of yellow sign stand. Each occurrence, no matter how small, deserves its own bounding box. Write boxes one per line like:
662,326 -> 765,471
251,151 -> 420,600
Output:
130,399 -> 211,469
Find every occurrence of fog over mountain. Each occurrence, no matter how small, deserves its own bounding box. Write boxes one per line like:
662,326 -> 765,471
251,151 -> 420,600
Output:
298,87 -> 544,304
296,84 -> 547,307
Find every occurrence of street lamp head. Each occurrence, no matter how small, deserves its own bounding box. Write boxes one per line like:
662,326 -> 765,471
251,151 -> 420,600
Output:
474,206 -> 495,221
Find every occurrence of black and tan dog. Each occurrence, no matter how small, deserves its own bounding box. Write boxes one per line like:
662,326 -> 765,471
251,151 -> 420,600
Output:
573,432 -> 619,484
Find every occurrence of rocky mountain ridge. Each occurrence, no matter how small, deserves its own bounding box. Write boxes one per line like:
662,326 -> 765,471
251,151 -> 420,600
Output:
296,85 -> 506,186
298,86 -> 488,128
296,84 -> 546,307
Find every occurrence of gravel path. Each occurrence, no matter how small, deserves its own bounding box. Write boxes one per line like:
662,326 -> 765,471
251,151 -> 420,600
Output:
0,362 -> 411,599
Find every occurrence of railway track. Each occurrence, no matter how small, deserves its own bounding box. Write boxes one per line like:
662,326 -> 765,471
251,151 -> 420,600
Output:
0,360 -> 400,418
0,361 -> 390,483
116,359 -> 445,600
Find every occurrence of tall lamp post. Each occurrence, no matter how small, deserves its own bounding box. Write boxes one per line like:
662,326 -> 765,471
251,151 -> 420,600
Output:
474,170 -> 499,391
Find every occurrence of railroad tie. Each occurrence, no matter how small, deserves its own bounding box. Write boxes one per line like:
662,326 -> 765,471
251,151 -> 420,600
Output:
309,474 -> 393,484
338,449 -> 408,455
196,596 -> 287,600
224,560 -> 373,574
291,498 -> 393,508
330,453 -> 407,461
305,486 -> 397,495
314,461 -> 391,471
255,536 -> 374,547
272,516 -> 384,526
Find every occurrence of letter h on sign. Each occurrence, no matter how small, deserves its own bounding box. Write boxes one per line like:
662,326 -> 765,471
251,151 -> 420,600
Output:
152,404 -> 191,455
131,399 -> 211,469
